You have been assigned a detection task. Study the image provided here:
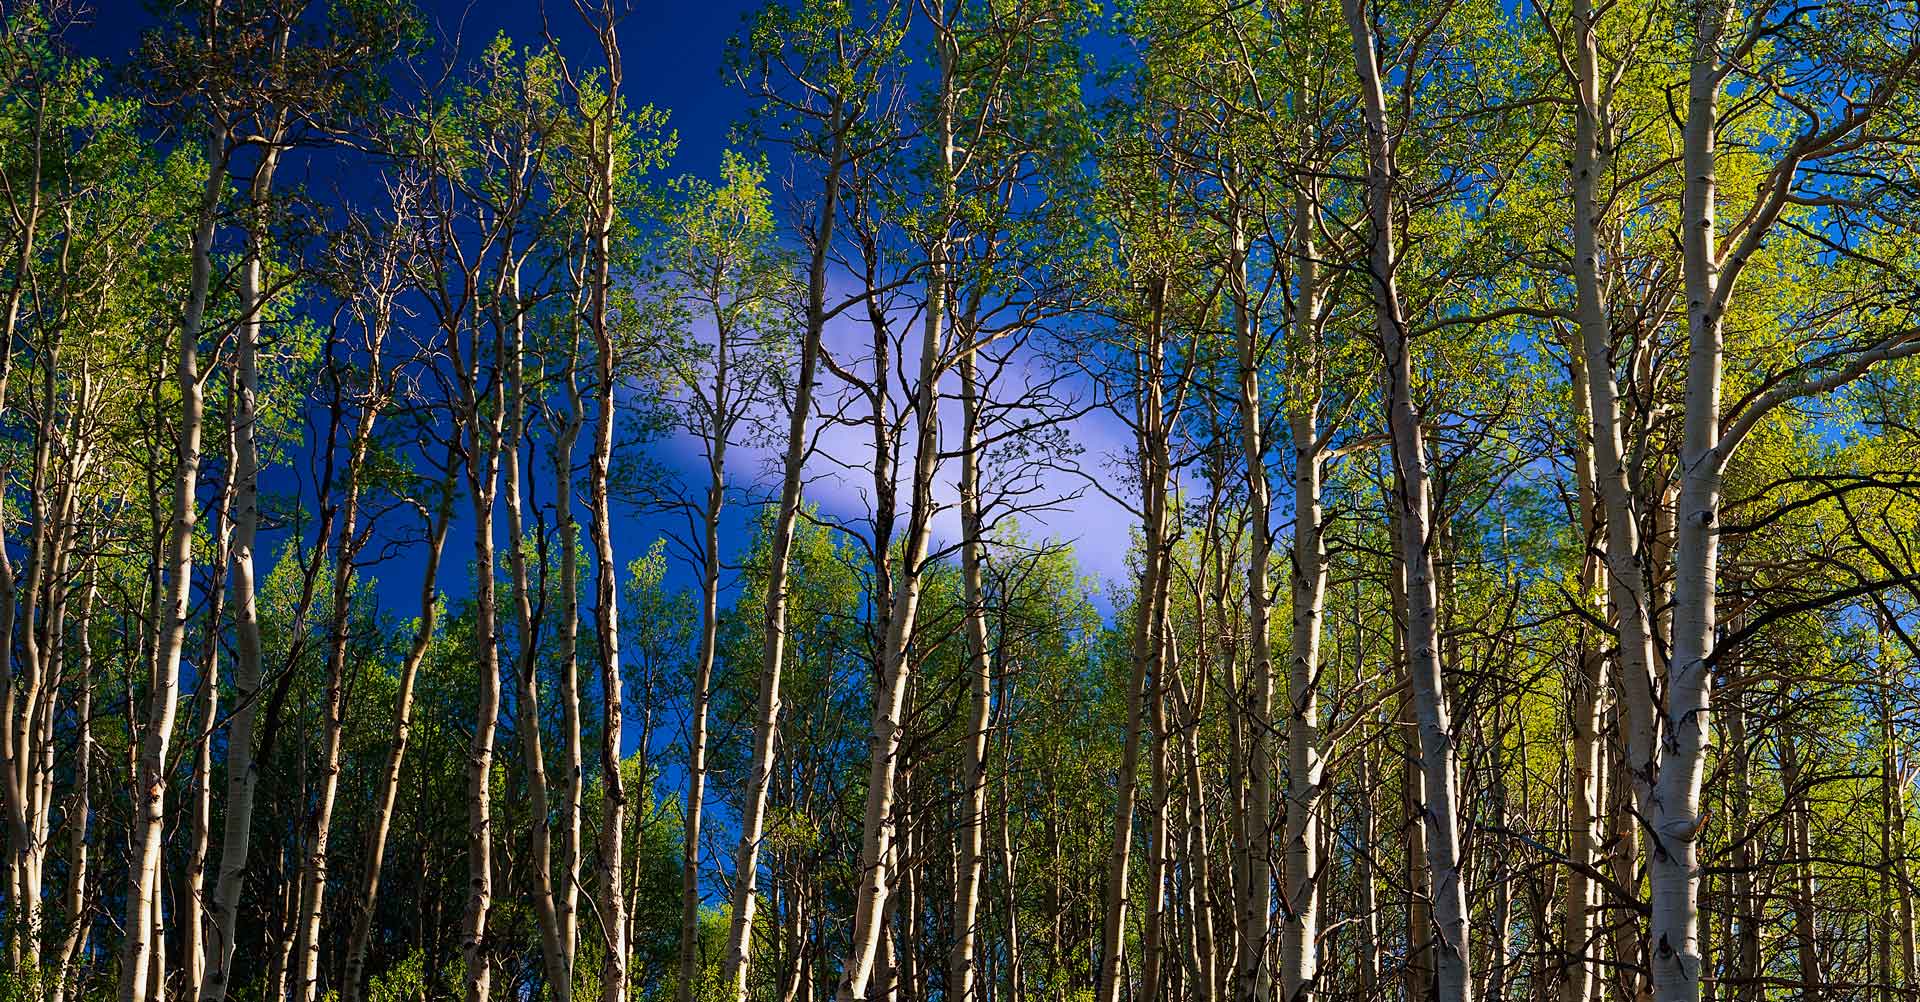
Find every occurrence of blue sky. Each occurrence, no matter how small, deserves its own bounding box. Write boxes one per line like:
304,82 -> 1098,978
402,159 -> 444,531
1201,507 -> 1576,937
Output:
74,0 -> 1138,595
70,0 -> 1139,736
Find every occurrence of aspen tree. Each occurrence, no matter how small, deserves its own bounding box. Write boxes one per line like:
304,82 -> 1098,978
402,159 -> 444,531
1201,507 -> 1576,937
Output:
1339,0 -> 1474,995
658,151 -> 787,1002
1652,7 -> 1920,997
721,6 -> 901,997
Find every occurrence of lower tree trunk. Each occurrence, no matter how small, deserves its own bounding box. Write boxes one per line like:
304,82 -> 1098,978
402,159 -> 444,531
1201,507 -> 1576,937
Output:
950,348 -> 994,1002
343,479 -> 452,1002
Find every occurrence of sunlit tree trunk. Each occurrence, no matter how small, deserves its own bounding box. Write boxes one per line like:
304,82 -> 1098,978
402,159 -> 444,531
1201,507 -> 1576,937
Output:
950,342 -> 994,1002
722,95 -> 848,1002
1341,2 -> 1472,995
498,258 -> 572,998
199,136 -> 272,1002
182,483 -> 229,1002
1227,168 -> 1277,1002
1100,277 -> 1172,1002
586,50 -> 628,1002
458,240 -> 511,1002
553,327 -> 585,967
840,183 -> 946,1002
121,130 -> 225,1002
1559,5 -> 1616,996
1280,187 -> 1327,1002
1652,8 -> 1734,996
342,466 -> 453,1002
50,570 -> 94,1002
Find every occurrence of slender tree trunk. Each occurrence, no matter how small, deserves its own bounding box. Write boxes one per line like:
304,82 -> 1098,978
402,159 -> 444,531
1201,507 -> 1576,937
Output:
722,113 -> 846,1002
1356,739 -> 1380,1000
1780,731 -> 1821,998
1651,7 -> 1734,997
555,353 -> 585,967
202,140 -> 278,1002
0,83 -> 48,977
1560,15 -> 1615,1001
672,364 -> 727,1002
588,100 -> 629,1002
1340,4 -> 1472,996
342,475 -> 453,1002
950,345 -> 994,1002
1100,281 -> 1172,1002
52,571 -> 94,1002
121,131 -> 224,1002
292,266 -> 398,1002
182,493 -> 227,1002
1143,627 -> 1172,1002
1227,171 -> 1278,1002
1884,646 -> 1917,997
1280,188 -> 1327,1002
500,266 -> 572,1000
460,269 -> 510,1002
839,213 -> 947,1002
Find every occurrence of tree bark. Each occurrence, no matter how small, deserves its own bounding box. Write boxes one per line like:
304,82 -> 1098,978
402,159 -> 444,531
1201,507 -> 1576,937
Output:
1340,2 -> 1473,996
1229,169 -> 1277,1002
342,465 -> 454,1002
721,104 -> 846,1002
120,130 -> 225,1002
839,206 -> 946,1002
1280,187 -> 1327,1002
201,139 -> 269,1002
950,343 -> 994,1002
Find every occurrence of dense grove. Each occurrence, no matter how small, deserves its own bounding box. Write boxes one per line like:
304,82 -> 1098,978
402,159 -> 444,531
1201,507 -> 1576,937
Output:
1,1 -> 1918,1002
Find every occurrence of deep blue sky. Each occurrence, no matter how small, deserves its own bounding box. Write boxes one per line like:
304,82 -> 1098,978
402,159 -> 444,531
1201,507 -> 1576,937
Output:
50,0 -> 1138,897
78,1 -> 758,165
65,0 -> 1134,681
65,0 -> 1135,619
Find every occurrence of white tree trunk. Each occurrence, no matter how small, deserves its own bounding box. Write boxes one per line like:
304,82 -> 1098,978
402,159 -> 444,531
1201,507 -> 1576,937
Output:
949,346 -> 993,1002
120,132 -> 224,1002
202,141 -> 273,1002
1230,174 -> 1277,1002
1280,189 -> 1327,1002
1340,3 -> 1473,996
839,232 -> 945,1002
721,116 -> 846,1002
342,478 -> 452,1002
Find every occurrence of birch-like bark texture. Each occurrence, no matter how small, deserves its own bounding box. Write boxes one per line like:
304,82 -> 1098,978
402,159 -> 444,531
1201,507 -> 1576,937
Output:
1651,12 -> 1733,996
119,128 -> 224,1002
1229,168 -> 1277,1002
1560,3 -> 1620,994
1340,2 -> 1473,996
586,19 -> 628,1000
0,66 -> 43,975
1100,276 -> 1177,1002
458,301 -> 507,1002
49,568 -> 94,1002
1279,186 -> 1327,1002
200,137 -> 267,1002
502,261 -> 573,1000
950,344 -> 993,1002
341,463 -> 453,1002
290,293 -> 378,1002
838,190 -> 946,1002
677,376 -> 726,1002
720,26 -> 858,984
